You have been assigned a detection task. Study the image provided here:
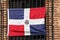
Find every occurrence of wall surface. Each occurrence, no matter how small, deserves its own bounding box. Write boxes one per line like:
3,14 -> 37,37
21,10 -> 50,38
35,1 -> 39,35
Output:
0,0 -> 60,40
54,0 -> 60,40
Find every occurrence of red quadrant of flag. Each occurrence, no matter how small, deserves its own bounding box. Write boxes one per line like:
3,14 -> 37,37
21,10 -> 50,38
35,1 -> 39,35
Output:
9,25 -> 24,36
30,7 -> 46,19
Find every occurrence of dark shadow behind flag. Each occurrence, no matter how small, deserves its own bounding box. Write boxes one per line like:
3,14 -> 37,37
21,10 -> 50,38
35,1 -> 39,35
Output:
9,0 -> 45,8
9,0 -> 46,40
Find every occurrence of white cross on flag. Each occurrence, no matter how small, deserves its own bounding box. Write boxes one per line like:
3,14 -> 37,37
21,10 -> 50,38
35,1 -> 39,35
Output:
7,7 -> 46,36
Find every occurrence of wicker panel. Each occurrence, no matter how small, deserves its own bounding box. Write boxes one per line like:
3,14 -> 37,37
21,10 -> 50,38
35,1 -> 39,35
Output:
0,0 -> 54,40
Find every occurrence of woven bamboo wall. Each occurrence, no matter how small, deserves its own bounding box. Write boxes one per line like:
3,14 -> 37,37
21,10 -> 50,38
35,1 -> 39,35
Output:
1,0 -> 52,40
0,0 -> 56,40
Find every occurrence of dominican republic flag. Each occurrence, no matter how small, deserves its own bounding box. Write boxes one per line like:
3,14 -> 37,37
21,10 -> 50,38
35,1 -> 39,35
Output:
7,7 -> 46,36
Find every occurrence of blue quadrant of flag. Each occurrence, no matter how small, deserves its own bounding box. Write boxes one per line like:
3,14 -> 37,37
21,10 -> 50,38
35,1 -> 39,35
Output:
30,24 -> 46,35
9,8 -> 24,19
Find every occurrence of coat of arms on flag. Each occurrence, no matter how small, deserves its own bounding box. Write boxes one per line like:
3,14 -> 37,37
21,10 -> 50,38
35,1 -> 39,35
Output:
7,7 -> 46,36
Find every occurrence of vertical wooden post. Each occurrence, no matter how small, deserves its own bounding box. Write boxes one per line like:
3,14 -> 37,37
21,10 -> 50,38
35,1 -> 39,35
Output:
1,0 -> 8,40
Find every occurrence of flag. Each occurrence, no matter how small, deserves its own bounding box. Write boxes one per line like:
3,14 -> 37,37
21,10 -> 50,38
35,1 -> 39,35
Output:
7,7 -> 46,36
